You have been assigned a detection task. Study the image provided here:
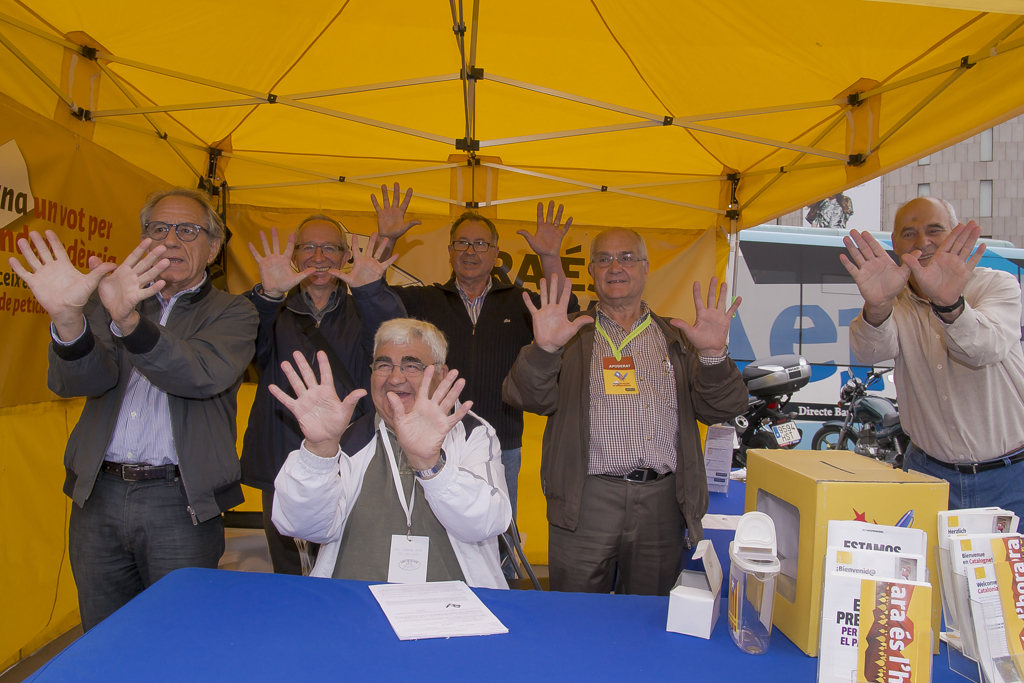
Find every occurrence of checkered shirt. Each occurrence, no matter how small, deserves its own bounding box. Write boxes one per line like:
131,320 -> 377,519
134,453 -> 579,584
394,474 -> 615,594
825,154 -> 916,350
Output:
587,303 -> 679,475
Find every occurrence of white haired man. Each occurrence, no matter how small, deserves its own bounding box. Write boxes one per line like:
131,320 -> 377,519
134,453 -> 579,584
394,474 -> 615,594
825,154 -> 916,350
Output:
843,196 -> 1024,517
8,188 -> 258,629
271,318 -> 512,587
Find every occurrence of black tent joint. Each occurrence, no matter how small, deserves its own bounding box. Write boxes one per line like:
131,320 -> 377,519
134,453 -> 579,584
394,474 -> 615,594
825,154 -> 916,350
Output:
462,67 -> 484,81
847,93 -> 861,106
601,185 -> 608,192
452,22 -> 466,36
848,153 -> 867,166
663,116 -> 673,126
466,201 -> 479,208
727,173 -> 740,182
206,147 -> 222,180
455,138 -> 480,151
726,209 -> 740,220
79,46 -> 97,61
158,132 -> 168,140
267,93 -> 277,104
71,107 -> 90,121
466,158 -> 480,166
338,176 -> 346,183
961,55 -> 976,69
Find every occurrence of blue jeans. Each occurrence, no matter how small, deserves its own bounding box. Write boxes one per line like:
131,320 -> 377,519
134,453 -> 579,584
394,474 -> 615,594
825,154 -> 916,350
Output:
69,470 -> 225,631
501,448 -> 521,522
903,444 -> 1024,520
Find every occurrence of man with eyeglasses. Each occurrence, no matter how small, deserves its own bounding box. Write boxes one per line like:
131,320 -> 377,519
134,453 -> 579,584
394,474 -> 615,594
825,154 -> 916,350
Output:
372,183 -> 578,525
270,318 -> 511,587
8,188 -> 258,629
503,227 -> 748,596
241,214 -> 406,575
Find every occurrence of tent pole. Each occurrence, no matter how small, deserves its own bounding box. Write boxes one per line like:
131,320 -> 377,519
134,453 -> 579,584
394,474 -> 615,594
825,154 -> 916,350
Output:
0,29 -> 76,110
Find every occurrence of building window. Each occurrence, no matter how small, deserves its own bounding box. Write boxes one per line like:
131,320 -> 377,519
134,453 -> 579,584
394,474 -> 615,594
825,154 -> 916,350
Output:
981,128 -> 993,162
980,180 -> 993,217
918,183 -> 931,197
918,156 -> 931,166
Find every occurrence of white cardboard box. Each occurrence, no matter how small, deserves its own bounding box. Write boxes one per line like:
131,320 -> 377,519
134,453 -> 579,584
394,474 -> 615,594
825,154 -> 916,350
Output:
666,539 -> 723,639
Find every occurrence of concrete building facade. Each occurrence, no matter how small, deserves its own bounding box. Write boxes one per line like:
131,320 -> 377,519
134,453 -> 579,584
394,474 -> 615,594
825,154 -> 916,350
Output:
773,114 -> 1024,247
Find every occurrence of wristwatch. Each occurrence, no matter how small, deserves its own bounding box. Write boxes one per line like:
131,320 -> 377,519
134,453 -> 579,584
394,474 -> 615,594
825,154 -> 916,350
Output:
930,295 -> 964,315
413,451 -> 447,480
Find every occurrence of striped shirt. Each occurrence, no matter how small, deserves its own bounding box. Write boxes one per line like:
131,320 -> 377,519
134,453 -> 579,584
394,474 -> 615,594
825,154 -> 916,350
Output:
587,303 -> 679,475
104,276 -> 208,466
455,277 -> 492,325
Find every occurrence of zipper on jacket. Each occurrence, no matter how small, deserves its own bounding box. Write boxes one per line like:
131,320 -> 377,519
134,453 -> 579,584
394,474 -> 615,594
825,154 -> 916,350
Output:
187,506 -> 199,526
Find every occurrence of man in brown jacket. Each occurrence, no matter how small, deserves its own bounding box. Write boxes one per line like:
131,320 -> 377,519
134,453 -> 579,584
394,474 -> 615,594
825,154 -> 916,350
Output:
503,228 -> 748,596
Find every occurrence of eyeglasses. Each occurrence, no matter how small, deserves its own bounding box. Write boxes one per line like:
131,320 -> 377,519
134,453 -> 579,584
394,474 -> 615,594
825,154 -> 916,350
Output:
144,221 -> 208,242
451,239 -> 494,253
592,253 -> 647,268
295,243 -> 345,256
370,360 -> 437,377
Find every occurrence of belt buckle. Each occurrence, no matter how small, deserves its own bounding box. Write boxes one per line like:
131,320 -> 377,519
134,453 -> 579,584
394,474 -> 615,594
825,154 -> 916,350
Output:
121,464 -> 141,481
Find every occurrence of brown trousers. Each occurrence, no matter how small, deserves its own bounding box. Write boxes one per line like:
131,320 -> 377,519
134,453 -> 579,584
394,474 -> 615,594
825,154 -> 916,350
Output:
548,473 -> 685,596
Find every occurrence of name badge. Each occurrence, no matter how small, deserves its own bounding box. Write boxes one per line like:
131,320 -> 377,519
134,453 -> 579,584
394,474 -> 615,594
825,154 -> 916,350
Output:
603,356 -> 638,394
388,534 -> 429,584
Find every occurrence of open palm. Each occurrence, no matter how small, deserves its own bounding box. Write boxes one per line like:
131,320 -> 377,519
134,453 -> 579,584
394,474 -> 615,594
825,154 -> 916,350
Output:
95,239 -> 171,325
270,350 -> 366,455
517,201 -> 571,257
372,182 -> 422,242
249,228 -> 312,298
330,233 -> 399,288
839,230 -> 909,308
389,365 -> 472,470
903,222 -> 985,307
671,278 -> 740,356
524,274 -> 593,353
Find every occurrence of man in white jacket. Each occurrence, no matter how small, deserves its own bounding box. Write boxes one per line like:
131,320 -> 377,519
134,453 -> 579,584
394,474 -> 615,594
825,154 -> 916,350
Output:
270,318 -> 512,588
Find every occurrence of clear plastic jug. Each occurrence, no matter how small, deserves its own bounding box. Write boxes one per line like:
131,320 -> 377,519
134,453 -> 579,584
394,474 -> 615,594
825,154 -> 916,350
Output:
728,511 -> 781,655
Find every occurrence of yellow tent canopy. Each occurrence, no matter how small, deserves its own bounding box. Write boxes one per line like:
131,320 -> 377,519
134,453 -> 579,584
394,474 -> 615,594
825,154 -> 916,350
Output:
2,0 -> 1024,235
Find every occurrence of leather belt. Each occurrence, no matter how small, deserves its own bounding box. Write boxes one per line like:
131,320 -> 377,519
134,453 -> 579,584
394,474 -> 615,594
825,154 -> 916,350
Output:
924,449 -> 1024,475
102,461 -> 180,481
609,468 -> 669,483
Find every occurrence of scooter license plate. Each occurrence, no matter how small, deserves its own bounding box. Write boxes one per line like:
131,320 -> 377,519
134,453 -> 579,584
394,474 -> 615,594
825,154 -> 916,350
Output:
772,422 -> 801,447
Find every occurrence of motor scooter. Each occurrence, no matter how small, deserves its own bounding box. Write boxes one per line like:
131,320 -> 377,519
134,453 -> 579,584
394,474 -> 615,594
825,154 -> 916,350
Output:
730,354 -> 811,467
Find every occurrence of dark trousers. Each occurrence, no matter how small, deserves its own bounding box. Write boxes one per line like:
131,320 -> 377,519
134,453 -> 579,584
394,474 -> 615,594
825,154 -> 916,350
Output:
262,489 -> 318,575
548,473 -> 684,596
69,471 -> 224,631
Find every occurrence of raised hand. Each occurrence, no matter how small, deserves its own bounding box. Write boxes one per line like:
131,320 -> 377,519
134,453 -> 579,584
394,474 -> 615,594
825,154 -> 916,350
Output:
330,233 -> 399,289
94,239 -> 171,333
839,230 -> 910,323
371,182 -> 422,242
670,277 -> 740,356
524,274 -> 594,353
388,365 -> 472,471
902,221 -> 986,308
517,201 -> 572,257
269,350 -> 367,458
248,228 -> 313,298
8,230 -> 119,340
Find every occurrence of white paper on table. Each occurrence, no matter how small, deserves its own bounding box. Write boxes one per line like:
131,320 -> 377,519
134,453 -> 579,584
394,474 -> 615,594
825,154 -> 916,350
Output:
368,580 -> 509,641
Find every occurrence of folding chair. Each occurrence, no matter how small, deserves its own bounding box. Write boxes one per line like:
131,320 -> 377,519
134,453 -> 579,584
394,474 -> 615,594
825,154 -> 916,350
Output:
499,518 -> 546,590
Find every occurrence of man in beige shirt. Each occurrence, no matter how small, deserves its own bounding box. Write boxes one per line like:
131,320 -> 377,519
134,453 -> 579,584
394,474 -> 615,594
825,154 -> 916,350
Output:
843,196 -> 1024,517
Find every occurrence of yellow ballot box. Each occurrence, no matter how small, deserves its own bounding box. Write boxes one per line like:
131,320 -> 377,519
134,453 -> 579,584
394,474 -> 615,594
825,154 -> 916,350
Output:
744,449 -> 948,656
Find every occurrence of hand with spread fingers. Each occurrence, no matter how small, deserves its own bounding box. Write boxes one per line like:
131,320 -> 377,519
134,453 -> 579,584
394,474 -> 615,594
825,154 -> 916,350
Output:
329,232 -> 399,289
839,229 -> 910,323
269,350 -> 367,458
94,239 -> 173,335
387,364 -> 473,471
518,201 -> 572,258
524,274 -> 594,353
902,221 -> 986,309
670,277 -> 740,357
371,182 -> 422,243
8,229 -> 121,341
248,227 -> 314,299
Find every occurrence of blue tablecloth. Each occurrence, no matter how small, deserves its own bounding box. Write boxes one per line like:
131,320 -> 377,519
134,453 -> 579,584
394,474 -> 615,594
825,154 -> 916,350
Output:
27,479 -> 961,682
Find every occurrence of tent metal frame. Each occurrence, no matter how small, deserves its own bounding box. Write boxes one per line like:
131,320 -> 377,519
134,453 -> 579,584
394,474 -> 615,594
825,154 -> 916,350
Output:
1,8 -> 1023,221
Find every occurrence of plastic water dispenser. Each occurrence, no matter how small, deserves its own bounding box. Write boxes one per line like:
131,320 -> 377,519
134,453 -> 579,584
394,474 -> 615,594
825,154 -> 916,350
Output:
728,511 -> 781,655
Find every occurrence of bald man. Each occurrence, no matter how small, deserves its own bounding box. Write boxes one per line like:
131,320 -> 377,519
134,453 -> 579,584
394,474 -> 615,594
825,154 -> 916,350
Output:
843,196 -> 1024,517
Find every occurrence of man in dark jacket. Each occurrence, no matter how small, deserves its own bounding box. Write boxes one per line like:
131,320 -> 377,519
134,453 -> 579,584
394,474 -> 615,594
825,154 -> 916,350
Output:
372,184 -> 578,521
10,188 -> 258,629
503,228 -> 748,596
241,216 -> 404,574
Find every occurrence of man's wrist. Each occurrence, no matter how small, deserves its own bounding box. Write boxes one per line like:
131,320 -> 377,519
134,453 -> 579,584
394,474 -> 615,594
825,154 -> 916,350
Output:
113,311 -> 141,336
413,451 -> 446,480
305,438 -> 341,459
862,302 -> 894,327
